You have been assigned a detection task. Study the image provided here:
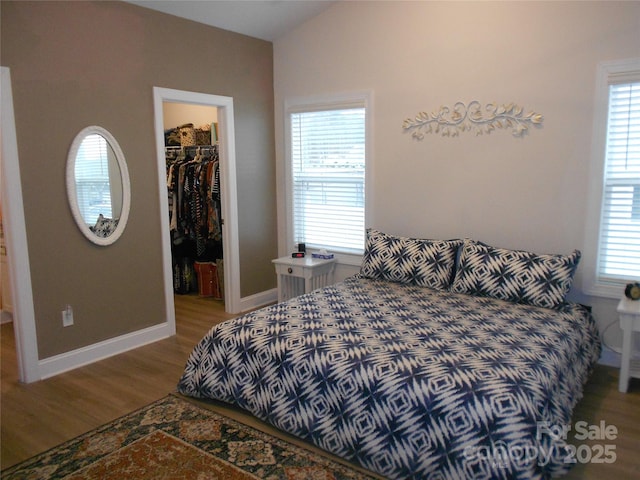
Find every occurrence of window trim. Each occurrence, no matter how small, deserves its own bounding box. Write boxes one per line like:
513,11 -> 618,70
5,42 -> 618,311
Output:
284,91 -> 373,265
583,58 -> 640,298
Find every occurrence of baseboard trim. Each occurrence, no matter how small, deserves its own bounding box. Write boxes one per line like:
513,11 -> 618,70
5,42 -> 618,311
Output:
240,288 -> 278,312
36,288 -> 277,381
38,321 -> 175,380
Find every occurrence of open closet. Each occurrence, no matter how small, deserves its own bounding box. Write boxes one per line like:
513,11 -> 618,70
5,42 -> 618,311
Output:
163,103 -> 223,301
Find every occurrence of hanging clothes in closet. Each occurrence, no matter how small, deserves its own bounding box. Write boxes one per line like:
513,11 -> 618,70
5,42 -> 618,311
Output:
166,140 -> 223,296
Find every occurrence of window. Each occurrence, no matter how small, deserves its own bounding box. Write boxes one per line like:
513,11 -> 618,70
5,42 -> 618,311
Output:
285,93 -> 371,256
585,58 -> 640,297
599,82 -> 640,282
74,134 -> 113,225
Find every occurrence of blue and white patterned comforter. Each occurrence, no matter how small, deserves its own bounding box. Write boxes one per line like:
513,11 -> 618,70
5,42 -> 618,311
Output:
178,275 -> 601,479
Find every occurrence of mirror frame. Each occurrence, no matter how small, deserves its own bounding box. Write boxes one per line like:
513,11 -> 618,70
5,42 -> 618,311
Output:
66,125 -> 131,246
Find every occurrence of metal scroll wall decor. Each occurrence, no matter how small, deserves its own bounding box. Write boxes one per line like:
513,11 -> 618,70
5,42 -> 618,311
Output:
402,101 -> 544,139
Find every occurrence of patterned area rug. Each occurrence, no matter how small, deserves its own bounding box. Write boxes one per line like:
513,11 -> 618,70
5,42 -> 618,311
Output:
1,394 -> 378,480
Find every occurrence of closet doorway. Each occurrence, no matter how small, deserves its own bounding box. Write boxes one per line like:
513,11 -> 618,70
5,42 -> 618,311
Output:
153,87 -> 241,316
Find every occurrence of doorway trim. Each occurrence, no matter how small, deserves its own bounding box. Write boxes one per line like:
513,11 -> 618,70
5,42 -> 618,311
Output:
153,87 -> 241,314
1,66 -> 40,383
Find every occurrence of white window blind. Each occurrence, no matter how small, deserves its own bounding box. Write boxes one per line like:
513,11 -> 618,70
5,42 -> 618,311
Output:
598,81 -> 640,283
290,107 -> 366,253
74,134 -> 113,225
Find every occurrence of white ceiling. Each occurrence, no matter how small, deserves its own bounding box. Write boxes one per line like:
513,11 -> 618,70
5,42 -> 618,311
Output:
126,0 -> 337,42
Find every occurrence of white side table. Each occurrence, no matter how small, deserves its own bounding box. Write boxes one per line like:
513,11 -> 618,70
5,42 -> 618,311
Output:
272,256 -> 336,303
617,297 -> 640,392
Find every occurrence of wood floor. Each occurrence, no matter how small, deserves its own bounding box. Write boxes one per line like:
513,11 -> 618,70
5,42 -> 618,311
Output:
0,294 -> 235,469
2,294 -> 640,478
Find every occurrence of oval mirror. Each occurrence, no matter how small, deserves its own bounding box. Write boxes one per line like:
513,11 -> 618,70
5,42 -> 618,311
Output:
66,126 -> 130,246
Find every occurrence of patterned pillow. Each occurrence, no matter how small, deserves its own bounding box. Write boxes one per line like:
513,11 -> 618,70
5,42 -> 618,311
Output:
90,214 -> 119,238
450,240 -> 581,309
360,229 -> 462,290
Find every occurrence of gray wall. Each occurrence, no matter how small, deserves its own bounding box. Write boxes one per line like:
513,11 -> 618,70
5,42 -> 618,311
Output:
1,0 -> 277,359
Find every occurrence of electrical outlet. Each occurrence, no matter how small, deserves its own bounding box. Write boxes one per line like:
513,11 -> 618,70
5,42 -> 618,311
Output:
62,305 -> 74,327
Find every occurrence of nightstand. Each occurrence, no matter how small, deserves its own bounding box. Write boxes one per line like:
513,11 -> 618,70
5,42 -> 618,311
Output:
617,297 -> 640,392
272,256 -> 336,302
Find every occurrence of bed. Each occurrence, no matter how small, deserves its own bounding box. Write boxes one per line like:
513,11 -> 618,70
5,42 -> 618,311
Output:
178,231 -> 601,479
